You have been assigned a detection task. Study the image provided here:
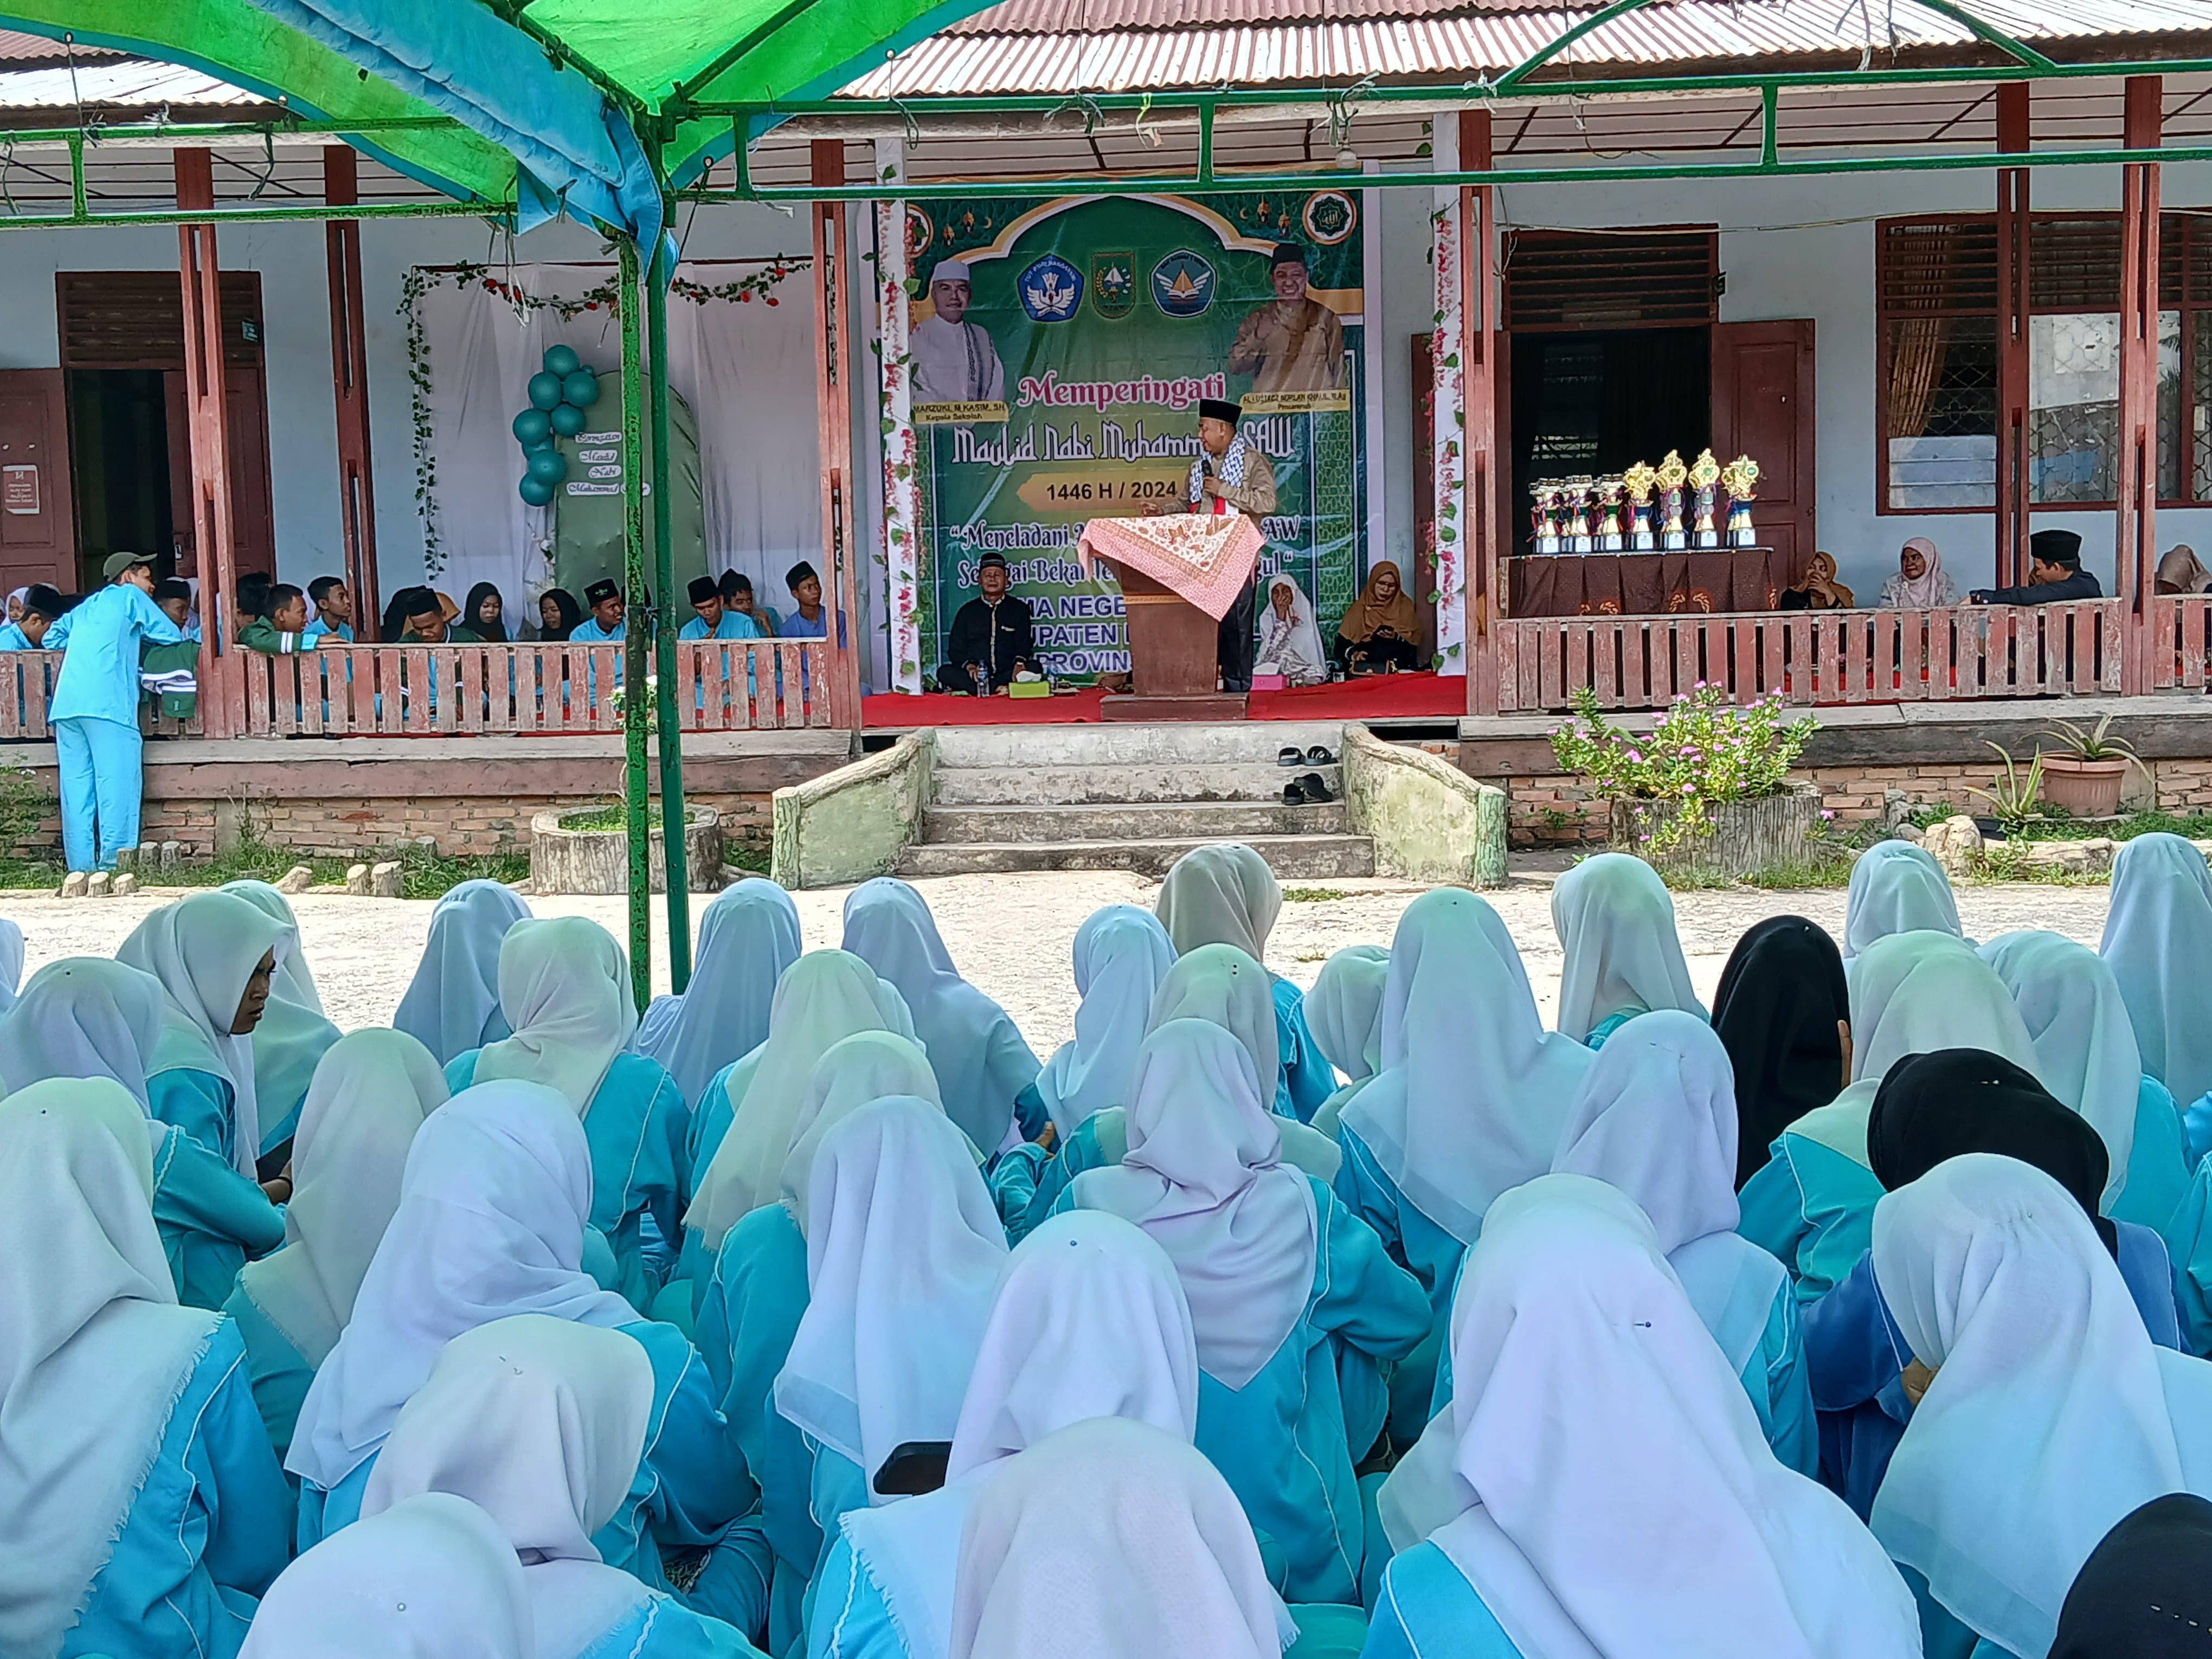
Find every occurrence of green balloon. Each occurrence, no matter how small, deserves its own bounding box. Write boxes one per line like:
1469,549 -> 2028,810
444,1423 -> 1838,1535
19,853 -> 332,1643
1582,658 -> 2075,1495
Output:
562,369 -> 601,408
519,473 -> 556,506
512,407 -> 552,446
543,343 -> 582,378
526,447 -> 569,486
549,401 -> 587,438
528,371 -> 564,411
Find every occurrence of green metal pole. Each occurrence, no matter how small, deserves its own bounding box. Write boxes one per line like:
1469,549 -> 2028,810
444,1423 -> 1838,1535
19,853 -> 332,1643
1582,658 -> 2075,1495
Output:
616,238 -> 654,1013
647,216 -> 693,993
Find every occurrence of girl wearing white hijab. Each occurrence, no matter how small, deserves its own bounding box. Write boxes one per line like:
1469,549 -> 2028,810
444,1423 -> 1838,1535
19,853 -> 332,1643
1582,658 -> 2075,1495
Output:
639,877 -> 802,1111
218,878 -> 343,1155
841,878 -> 1039,1154
1060,1019 -> 1426,1604
1739,929 -> 2039,1299
116,888 -> 288,1175
951,1418 -> 1290,1659
1155,844 -> 1333,1120
1302,943 -> 1390,1139
284,1082 -> 751,1583
1,956 -> 285,1309
1871,1155 -> 2212,1659
392,877 -> 531,1065
449,915 -> 686,1311
0,914 -> 23,1012
224,1030 -> 450,1458
1549,852 -> 1706,1046
1844,839 -> 1965,964
1255,574 -> 1328,687
0,1081 -> 291,1659
1023,904 -> 1176,1145
359,1317 -> 761,1658
1366,1175 -> 1920,1659
2100,833 -> 2212,1126
809,1211 -> 1206,1659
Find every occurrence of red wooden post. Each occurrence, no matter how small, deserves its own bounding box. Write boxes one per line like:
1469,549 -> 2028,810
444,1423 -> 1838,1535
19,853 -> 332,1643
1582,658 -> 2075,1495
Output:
1995,85 -> 2031,591
324,147 -> 382,640
1461,111 -> 1503,718
2117,77 -> 2162,695
175,147 -> 245,737
811,140 -> 864,731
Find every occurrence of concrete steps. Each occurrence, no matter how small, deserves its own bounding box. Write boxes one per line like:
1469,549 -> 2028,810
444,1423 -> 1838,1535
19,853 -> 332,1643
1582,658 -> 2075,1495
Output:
898,832 -> 1376,879
923,799 -> 1349,844
932,763 -> 1342,808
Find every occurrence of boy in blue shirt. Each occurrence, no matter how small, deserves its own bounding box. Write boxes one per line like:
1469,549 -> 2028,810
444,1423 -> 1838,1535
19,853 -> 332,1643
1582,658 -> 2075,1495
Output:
721,568 -> 780,636
0,583 -> 62,650
303,575 -> 355,642
678,575 -> 762,641
49,550 -> 186,871
571,578 -> 627,642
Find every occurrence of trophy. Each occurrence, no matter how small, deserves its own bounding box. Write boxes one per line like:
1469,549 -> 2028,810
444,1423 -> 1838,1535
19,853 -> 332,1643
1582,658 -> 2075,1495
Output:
1689,448 -> 1722,549
1565,478 -> 1594,555
1622,461 -> 1657,551
1655,451 -> 1689,551
1721,454 -> 1761,548
1595,475 -> 1625,552
1531,481 -> 1561,554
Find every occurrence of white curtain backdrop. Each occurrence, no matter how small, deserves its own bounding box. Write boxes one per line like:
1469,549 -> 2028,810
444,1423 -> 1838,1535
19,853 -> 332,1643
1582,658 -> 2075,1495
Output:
416,260 -> 822,622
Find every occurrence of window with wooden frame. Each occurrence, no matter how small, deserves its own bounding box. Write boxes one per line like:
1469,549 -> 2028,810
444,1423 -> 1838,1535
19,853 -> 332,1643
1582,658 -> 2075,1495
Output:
1877,213 -> 2204,513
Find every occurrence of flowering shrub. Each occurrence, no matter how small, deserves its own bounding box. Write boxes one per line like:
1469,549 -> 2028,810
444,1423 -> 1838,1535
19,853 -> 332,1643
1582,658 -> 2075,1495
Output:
607,674 -> 661,736
1551,684 -> 1817,851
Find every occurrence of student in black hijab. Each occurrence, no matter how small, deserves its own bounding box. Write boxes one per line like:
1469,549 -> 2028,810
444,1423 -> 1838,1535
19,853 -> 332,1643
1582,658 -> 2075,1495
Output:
536,587 -> 583,642
2053,1493 -> 2212,1659
1711,916 -> 1851,1188
460,582 -> 507,643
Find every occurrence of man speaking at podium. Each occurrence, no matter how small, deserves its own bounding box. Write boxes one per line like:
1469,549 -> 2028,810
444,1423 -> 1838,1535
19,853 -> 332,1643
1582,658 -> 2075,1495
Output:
1148,397 -> 1275,692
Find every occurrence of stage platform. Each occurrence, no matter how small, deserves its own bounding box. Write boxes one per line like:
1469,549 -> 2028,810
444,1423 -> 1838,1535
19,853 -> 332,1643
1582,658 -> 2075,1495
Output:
861,672 -> 1464,729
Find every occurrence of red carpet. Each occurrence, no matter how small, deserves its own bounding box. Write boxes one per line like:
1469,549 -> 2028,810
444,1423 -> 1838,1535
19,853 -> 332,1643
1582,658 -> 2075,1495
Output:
863,673 -> 1462,728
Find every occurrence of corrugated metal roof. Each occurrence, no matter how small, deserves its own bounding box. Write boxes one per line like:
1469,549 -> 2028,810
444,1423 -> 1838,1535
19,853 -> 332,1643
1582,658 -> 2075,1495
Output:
0,56 -> 266,113
847,0 -> 2212,97
943,0 -> 1593,31
0,29 -> 125,64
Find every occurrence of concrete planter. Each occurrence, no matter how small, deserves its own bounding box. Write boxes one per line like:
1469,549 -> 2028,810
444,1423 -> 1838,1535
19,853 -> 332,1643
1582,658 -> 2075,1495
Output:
531,805 -> 722,895
2037,754 -> 2129,820
1609,781 -> 1823,879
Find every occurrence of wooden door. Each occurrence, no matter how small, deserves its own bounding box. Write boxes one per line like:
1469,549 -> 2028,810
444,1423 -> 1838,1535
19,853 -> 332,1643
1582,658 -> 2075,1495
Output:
0,370 -> 77,593
1712,319 -> 1815,582
162,366 -> 275,582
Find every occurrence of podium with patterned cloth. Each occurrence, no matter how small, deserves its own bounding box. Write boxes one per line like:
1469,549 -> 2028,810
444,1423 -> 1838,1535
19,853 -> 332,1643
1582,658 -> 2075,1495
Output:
1079,513 -> 1266,719
1509,547 -> 1800,618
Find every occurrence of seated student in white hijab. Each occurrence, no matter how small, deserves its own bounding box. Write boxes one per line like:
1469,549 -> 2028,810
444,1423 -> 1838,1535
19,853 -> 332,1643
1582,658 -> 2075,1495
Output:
841,878 -> 1040,1150
1337,889 -> 1596,1440
1052,1019 -> 1428,1604
0,1081 -> 292,1659
361,1317 -> 766,1657
1869,1154 -> 2212,1659
1302,944 -> 1390,1141
1737,930 -> 2040,1300
0,913 -> 23,1012
1365,1175 -> 1921,1659
1548,852 -> 1706,1047
2099,833 -> 2212,1162
217,878 -> 342,1158
445,916 -> 687,1312
640,878 -> 802,1116
691,1030 -> 946,1652
116,889 -> 289,1178
950,1418 -> 1295,1659
1844,838 -> 1965,966
283,1081 -> 752,1600
0,956 -> 283,1310
391,878 -> 531,1066
1256,575 -> 1329,688
1157,844 -> 1333,1121
223,1030 -> 450,1459
1008,903 -> 1175,1162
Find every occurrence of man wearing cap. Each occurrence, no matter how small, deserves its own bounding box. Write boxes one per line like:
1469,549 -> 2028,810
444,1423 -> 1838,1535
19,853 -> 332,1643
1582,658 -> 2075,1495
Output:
679,575 -> 762,641
1164,397 -> 1276,691
780,561 -> 832,641
937,550 -> 1037,695
911,260 -> 1006,406
570,579 -> 627,643
47,550 -> 187,873
1227,243 -> 1345,396
1969,529 -> 2105,605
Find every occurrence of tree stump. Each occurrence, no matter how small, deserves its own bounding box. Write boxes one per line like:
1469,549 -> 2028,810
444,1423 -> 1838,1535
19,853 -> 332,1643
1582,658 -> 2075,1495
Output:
530,807 -> 723,896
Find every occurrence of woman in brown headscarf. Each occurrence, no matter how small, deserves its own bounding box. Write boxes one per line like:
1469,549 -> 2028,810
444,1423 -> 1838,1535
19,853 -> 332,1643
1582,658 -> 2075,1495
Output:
1333,561 -> 1424,673
1778,550 -> 1855,611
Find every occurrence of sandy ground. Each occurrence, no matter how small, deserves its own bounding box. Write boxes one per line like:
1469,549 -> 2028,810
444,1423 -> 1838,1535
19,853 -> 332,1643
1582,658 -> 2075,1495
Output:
4,863 -> 2115,1056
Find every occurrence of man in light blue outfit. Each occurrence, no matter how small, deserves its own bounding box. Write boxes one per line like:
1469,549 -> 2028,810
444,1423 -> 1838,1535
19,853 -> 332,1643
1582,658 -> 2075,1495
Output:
680,575 -> 763,641
302,575 -> 355,642
571,577 -> 628,644
48,550 -> 185,872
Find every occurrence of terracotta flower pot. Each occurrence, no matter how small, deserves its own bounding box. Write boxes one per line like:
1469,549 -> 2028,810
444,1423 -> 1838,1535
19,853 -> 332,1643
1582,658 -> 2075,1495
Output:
2037,754 -> 2129,820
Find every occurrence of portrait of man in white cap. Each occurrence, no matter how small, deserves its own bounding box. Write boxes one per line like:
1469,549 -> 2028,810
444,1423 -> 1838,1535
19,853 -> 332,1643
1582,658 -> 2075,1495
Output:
911,259 -> 1006,406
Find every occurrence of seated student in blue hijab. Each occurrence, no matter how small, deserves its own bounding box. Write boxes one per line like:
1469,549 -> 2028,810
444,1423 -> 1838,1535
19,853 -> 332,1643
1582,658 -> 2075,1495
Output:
393,879 -> 533,1067
445,917 -> 685,1310
1302,943 -> 1390,1140
1156,844 -> 1332,1121
641,879 -> 802,1124
2099,833 -> 2212,1165
0,1082 -> 292,1659
217,878 -> 342,1160
1008,903 -> 1175,1164
1547,852 -> 1706,1049
1364,1177 -> 1920,1659
0,957 -> 284,1311
1052,1020 -> 1427,1605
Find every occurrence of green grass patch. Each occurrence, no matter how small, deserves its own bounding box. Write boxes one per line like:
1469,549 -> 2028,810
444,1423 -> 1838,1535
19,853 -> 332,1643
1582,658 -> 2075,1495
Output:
724,840 -> 770,875
558,805 -> 628,832
0,833 -> 525,899
1282,886 -> 1351,903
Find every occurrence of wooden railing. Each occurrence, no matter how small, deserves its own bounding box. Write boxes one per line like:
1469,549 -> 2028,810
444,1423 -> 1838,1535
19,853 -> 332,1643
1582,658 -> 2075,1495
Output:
0,651 -> 202,740
2146,595 -> 2212,691
1493,601 -> 2123,713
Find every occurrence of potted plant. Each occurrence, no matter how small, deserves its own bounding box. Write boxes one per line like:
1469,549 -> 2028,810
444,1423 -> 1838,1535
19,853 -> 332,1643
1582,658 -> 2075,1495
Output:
2036,716 -> 2140,820
1969,743 -> 2046,840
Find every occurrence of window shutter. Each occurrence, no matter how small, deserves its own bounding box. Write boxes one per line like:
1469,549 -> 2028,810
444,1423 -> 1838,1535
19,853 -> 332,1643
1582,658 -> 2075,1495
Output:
1876,219 -> 1999,319
1502,230 -> 1718,331
56,272 -> 265,371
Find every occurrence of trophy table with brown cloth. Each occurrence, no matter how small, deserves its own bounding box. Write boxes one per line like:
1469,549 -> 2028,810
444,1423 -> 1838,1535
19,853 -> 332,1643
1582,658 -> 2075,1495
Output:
1509,547 -> 1802,617
1078,513 -> 1266,719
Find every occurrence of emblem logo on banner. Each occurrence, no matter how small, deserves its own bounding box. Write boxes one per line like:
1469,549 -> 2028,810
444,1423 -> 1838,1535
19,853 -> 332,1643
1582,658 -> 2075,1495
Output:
1091,251 -> 1135,319
1150,249 -> 1216,317
1018,254 -> 1084,321
1302,190 -> 1359,246
904,205 -> 934,264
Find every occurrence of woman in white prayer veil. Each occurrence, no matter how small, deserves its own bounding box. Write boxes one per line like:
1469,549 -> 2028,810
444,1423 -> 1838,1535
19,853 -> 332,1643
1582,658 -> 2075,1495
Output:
218,878 -> 343,1155
0,1081 -> 292,1659
1549,851 -> 1706,1046
1302,943 -> 1389,1138
639,877 -> 802,1110
393,878 -> 531,1065
1255,574 -> 1329,687
226,1029 -> 450,1458
1366,1175 -> 1920,1659
451,915 -> 686,1312
1870,1155 -> 2212,1659
1844,839 -> 1965,964
0,956 -> 285,1311
1026,903 -> 1176,1145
